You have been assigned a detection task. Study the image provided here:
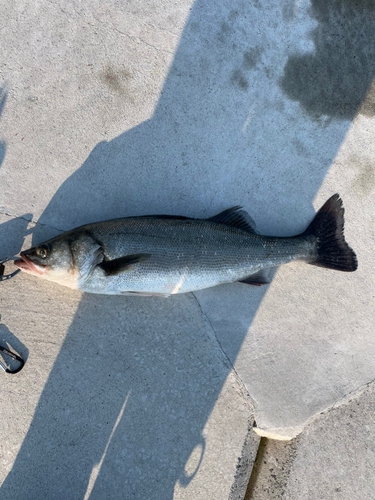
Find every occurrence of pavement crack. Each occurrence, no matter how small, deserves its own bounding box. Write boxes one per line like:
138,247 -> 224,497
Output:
191,292 -> 258,413
113,27 -> 174,55
90,12 -> 174,55
191,292 -> 246,383
297,377 -> 375,436
0,210 -> 65,234
149,23 -> 180,38
331,377 -> 375,411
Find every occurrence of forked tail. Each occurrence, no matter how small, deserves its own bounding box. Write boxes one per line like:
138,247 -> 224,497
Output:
303,194 -> 357,272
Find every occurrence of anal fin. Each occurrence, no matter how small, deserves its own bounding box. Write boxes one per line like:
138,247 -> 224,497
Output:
120,291 -> 170,297
238,269 -> 271,286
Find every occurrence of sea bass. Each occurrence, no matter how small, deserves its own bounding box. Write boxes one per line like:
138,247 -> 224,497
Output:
14,194 -> 357,296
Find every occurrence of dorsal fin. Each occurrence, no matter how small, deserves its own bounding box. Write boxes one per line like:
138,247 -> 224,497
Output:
138,214 -> 190,220
209,206 -> 258,234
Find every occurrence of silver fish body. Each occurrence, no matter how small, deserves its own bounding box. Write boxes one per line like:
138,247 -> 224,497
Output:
78,217 -> 314,295
14,195 -> 357,296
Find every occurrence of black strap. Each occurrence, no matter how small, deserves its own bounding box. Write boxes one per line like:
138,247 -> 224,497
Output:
0,258 -> 20,281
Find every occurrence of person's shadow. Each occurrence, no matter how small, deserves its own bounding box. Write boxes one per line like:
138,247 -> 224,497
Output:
1,0 -> 375,498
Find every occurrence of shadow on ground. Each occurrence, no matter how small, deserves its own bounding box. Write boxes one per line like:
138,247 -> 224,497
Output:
1,0 -> 375,498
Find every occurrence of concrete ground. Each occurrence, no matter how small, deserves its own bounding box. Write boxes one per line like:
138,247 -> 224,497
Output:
245,380 -> 375,500
0,0 -> 374,498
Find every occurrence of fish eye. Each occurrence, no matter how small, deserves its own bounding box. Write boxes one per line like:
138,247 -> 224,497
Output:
36,247 -> 48,259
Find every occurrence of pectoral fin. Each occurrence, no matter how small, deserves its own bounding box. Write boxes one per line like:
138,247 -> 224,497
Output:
99,254 -> 150,277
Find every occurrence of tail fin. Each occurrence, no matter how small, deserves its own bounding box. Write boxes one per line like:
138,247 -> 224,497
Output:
303,194 -> 358,272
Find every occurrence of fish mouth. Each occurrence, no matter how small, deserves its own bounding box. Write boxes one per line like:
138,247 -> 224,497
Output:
14,253 -> 47,275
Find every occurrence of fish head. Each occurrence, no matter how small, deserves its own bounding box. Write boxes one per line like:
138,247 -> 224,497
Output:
14,231 -> 103,289
15,236 -> 76,285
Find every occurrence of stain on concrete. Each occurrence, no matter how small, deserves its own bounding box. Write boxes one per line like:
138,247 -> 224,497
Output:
231,69 -> 249,91
217,20 -> 233,43
190,21 -> 199,33
229,9 -> 239,21
263,66 -> 275,81
217,17 -> 261,91
280,0 -> 375,120
292,138 -> 309,156
99,65 -> 132,95
282,0 -> 296,21
243,47 -> 263,70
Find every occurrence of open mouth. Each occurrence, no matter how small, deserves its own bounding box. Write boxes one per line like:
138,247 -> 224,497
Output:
14,254 -> 47,275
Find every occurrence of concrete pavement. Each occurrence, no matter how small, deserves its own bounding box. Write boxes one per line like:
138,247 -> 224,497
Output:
0,0 -> 374,497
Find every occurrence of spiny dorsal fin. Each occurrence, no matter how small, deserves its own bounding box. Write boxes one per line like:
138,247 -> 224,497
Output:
209,206 -> 258,234
99,254 -> 150,277
238,269 -> 271,286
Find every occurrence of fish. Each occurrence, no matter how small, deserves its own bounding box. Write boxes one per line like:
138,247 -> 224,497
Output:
14,194 -> 357,296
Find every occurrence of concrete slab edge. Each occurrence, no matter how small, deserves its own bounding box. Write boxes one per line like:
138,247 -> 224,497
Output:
229,416 -> 260,500
253,376 -> 375,441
